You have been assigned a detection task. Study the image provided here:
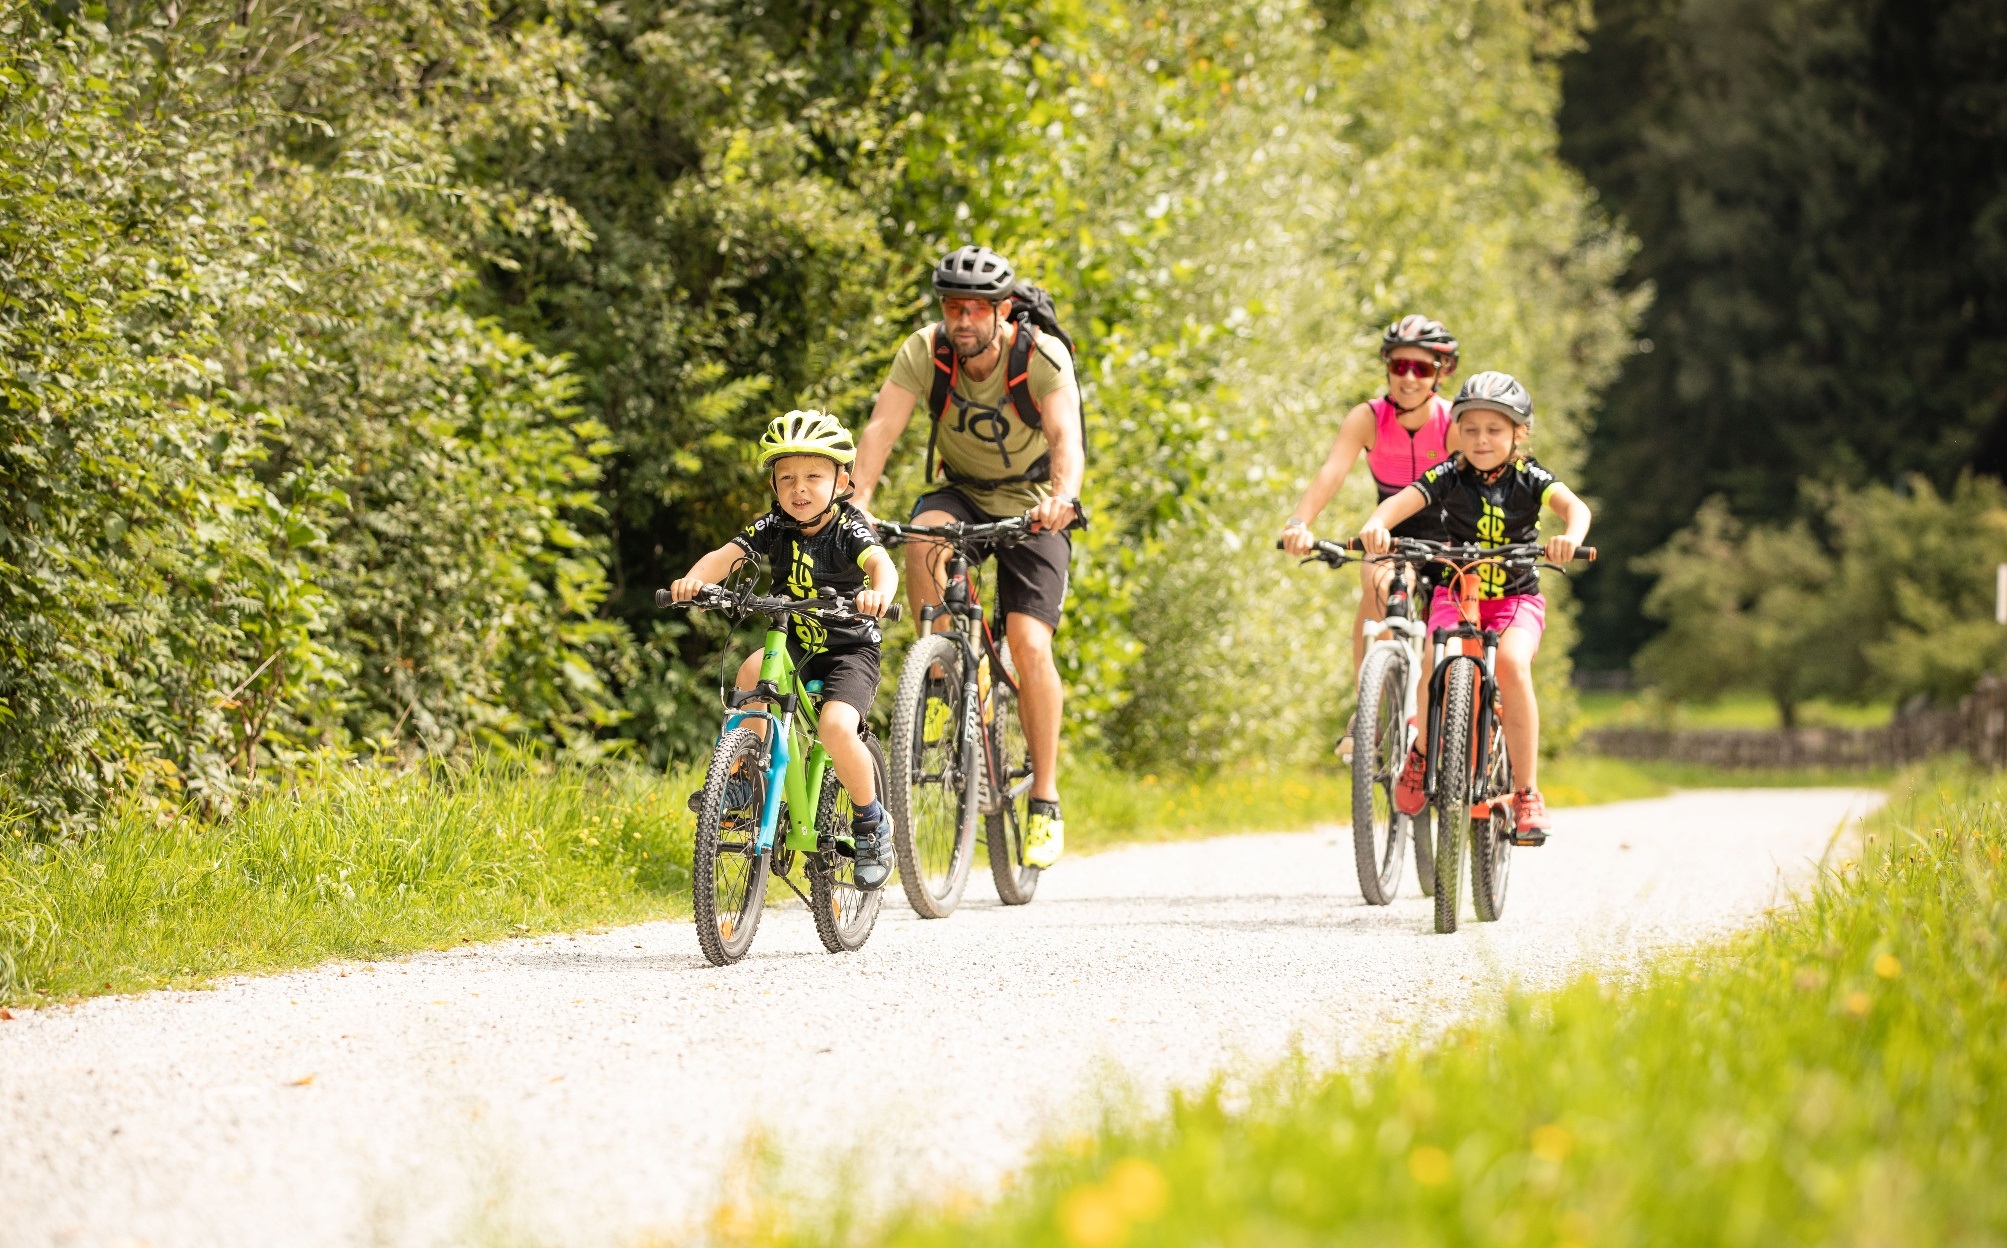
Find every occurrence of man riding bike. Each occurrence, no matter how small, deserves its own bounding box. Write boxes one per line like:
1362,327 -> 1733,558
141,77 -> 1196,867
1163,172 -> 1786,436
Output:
850,245 -> 1085,870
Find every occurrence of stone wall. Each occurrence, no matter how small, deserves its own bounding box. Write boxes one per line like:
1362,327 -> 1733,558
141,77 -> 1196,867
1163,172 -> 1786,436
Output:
1580,674 -> 2007,771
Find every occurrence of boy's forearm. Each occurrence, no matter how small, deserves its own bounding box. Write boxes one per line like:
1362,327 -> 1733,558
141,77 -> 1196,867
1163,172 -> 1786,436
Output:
864,549 -> 899,598
686,544 -> 745,584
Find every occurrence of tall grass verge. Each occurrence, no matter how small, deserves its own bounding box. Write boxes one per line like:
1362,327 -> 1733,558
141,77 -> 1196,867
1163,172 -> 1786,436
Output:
745,758 -> 2002,1247
0,757 -> 696,1006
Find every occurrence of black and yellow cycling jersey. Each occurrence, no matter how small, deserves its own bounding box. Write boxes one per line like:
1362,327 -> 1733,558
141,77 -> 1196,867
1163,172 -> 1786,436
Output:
731,502 -> 884,656
1410,454 -> 1563,599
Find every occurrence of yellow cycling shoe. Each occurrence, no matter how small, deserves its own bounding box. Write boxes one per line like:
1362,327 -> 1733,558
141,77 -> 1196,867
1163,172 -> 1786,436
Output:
923,697 -> 952,745
1024,798 -> 1064,869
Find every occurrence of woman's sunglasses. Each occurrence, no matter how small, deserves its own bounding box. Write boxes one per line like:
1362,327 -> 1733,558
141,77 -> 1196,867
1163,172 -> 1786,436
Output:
1387,358 -> 1441,379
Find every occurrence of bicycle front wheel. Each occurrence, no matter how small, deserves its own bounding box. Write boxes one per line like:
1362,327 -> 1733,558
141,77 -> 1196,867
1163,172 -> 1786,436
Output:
1350,646 -> 1411,905
809,733 -> 889,953
1431,659 -> 1478,935
1471,714 -> 1514,923
887,632 -> 981,919
984,677 -> 1039,905
692,726 -> 773,966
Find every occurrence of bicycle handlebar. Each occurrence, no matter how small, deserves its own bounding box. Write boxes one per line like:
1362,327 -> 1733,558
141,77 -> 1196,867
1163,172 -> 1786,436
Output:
1275,536 -> 1596,570
876,513 -> 1082,547
654,584 -> 904,624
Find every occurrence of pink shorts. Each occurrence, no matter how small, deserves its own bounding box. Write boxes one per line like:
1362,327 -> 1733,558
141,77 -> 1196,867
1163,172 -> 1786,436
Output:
1428,588 -> 1546,642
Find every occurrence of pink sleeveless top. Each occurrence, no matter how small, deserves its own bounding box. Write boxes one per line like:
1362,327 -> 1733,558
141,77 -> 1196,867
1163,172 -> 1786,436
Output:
1365,396 -> 1453,500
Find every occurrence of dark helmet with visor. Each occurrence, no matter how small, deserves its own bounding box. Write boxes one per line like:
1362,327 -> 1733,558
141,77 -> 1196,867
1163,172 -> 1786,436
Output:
1451,371 -> 1535,430
1379,314 -> 1460,369
933,245 -> 1015,300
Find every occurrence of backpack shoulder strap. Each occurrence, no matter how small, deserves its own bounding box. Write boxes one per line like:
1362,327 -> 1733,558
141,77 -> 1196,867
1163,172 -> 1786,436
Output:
1005,319 -> 1044,431
925,324 -> 959,484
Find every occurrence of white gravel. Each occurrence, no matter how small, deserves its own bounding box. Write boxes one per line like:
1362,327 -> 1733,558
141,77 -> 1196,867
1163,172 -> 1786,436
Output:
1,787 -> 1877,1248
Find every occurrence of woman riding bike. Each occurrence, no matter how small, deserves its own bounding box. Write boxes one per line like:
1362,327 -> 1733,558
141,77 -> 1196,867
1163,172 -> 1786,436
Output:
1280,315 -> 1462,753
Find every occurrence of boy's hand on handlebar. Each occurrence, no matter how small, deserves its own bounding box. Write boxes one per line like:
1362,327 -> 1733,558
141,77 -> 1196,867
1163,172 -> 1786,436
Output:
1279,520 -> 1316,557
669,576 -> 709,603
1543,536 -> 1580,564
1357,522 -> 1393,556
853,587 -> 895,618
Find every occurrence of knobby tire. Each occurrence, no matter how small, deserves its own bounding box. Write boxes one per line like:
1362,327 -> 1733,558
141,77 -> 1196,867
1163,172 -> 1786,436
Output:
693,726 -> 773,966
887,633 -> 980,919
985,675 -> 1039,905
809,733 -> 889,952
1351,647 -> 1410,905
1432,660 -> 1478,934
1470,711 -> 1513,922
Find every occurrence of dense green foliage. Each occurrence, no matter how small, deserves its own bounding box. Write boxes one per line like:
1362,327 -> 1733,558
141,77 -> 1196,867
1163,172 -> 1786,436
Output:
1559,0 -> 2007,667
1636,476 -> 2007,722
1,0 -> 1633,831
748,761 -> 2003,1248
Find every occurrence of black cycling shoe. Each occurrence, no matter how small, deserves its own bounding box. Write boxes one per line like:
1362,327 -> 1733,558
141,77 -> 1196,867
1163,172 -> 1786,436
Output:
688,774 -> 757,816
849,815 -> 893,892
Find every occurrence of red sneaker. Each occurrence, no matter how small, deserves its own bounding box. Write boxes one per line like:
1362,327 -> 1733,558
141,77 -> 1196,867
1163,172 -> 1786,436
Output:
1394,749 -> 1429,817
1513,788 -> 1550,845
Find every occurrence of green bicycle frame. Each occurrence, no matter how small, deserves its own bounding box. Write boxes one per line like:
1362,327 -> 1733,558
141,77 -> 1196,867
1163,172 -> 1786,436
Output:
724,623 -> 835,855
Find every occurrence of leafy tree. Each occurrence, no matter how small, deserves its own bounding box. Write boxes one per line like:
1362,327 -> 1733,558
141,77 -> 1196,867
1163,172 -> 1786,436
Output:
1560,0 -> 2007,668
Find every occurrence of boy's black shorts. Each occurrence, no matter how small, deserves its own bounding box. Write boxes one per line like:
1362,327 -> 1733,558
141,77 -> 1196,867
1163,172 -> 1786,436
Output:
910,488 -> 1070,632
790,642 -> 881,719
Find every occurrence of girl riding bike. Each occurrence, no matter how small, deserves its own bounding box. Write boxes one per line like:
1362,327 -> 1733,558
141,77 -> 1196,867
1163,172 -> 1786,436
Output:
1358,372 -> 1592,843
1280,315 -> 1462,754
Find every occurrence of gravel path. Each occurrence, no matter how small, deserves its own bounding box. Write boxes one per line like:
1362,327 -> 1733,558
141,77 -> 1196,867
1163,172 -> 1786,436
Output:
2,787 -> 1876,1248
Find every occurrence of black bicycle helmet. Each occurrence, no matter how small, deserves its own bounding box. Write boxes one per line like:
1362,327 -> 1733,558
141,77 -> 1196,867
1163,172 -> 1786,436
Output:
1450,371 -> 1534,430
932,245 -> 1015,300
1379,314 -> 1460,368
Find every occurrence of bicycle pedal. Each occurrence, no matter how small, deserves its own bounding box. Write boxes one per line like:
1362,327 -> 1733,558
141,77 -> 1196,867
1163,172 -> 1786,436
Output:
1510,830 -> 1549,848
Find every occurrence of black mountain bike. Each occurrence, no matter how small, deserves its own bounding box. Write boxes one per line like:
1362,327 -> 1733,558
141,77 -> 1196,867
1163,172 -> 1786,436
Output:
877,517 -> 1044,912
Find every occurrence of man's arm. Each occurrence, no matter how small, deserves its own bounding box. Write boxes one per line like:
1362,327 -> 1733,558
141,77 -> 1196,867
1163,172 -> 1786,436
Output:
851,382 -> 920,518
1026,381 -> 1083,533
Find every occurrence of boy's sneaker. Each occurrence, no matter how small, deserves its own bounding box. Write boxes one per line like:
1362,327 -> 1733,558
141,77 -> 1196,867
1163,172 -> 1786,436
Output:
1512,788 -> 1550,846
850,811 -> 893,891
1024,798 -> 1064,869
1394,749 -> 1429,816
686,772 -> 757,817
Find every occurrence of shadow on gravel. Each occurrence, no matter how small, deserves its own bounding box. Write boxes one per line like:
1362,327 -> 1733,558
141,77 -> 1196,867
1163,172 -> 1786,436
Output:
500,948 -> 824,973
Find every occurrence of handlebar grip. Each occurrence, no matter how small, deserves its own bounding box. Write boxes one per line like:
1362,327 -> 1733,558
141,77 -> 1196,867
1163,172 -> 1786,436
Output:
654,588 -> 672,609
884,603 -> 904,622
1578,547 -> 1597,562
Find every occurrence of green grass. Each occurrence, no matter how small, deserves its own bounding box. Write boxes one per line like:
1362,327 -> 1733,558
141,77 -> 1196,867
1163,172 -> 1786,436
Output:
0,757 -> 699,1006
747,758 -> 2005,1248
1577,689 -> 1895,731
0,749 -> 1892,1010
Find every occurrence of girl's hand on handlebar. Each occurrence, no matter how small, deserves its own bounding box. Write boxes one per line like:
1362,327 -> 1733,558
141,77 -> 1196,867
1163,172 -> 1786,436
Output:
669,576 -> 709,603
1280,520 -> 1316,557
1357,522 -> 1393,556
1543,536 -> 1580,564
853,587 -> 894,618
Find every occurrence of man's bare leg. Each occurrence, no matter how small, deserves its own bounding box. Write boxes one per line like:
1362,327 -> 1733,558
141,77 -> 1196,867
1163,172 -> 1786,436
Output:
1005,611 -> 1062,803
903,508 -> 959,634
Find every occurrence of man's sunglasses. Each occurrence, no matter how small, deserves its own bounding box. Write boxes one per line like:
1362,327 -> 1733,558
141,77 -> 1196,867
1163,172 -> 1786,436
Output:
940,297 -> 999,319
1387,357 -> 1441,379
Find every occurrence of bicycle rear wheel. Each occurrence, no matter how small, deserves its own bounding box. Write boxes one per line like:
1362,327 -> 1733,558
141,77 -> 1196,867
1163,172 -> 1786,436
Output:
1431,660 -> 1478,934
887,632 -> 981,919
984,674 -> 1040,905
692,726 -> 773,966
809,733 -> 889,952
1470,715 -> 1514,922
1350,646 -> 1411,905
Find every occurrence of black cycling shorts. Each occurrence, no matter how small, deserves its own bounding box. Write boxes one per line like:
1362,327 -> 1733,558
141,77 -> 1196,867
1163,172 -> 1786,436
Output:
787,643 -> 881,719
911,488 -> 1071,632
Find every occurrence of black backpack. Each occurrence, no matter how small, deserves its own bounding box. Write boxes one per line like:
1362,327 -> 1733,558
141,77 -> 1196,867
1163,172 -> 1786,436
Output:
924,281 -> 1085,488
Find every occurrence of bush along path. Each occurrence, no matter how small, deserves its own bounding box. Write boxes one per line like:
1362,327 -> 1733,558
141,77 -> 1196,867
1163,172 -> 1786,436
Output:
0,787 -> 1872,1246
772,761 -> 2002,1248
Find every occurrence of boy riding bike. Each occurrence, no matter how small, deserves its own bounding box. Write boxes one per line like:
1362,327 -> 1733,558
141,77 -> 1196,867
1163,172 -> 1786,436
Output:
1357,372 -> 1592,843
669,410 -> 901,889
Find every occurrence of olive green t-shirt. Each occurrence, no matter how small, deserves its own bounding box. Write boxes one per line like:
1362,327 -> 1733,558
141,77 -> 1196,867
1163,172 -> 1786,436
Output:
885,323 -> 1077,516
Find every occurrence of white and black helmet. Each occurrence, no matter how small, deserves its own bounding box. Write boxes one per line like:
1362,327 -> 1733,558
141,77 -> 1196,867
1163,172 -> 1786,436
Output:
1379,314 -> 1460,368
1451,371 -> 1534,429
932,245 -> 1015,300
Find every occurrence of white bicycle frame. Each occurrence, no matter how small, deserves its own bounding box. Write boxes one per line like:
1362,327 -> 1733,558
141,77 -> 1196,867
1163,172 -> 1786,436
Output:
1359,613 -> 1429,758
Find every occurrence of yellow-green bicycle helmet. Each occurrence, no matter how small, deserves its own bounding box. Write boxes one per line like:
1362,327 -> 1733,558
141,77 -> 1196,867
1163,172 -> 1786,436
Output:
758,409 -> 857,469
